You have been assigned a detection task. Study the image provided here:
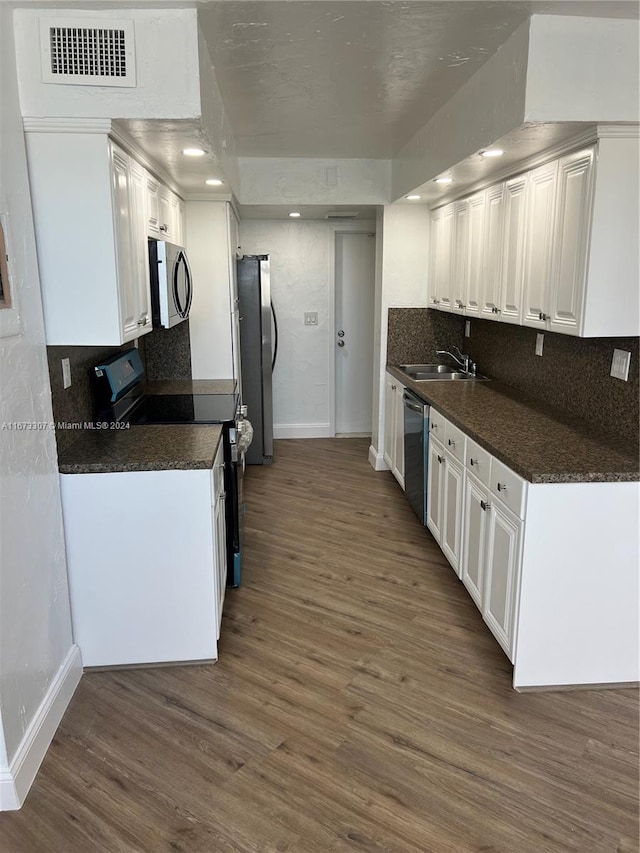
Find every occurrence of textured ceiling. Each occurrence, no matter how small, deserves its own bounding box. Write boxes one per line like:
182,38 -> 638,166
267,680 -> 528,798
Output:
198,0 -> 639,160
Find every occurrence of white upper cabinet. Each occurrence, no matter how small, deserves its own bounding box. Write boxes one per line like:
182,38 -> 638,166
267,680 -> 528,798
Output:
25,132 -> 153,346
146,175 -> 160,236
451,200 -> 469,313
427,132 -> 639,338
522,161 -> 558,329
548,148 -> 595,336
464,192 -> 485,317
500,175 -> 528,324
481,185 -> 504,321
428,204 -> 454,311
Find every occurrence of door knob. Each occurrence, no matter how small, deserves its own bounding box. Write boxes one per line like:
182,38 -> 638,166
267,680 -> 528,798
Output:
337,330 -> 345,337
337,340 -> 345,347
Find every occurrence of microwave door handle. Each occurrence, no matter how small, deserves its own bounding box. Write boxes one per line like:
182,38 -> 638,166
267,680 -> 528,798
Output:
174,250 -> 192,318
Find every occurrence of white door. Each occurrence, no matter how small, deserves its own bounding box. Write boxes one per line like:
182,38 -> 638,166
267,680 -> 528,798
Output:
335,232 -> 376,434
500,175 -> 528,324
461,473 -> 489,609
465,191 -> 485,317
483,499 -> 522,662
481,184 -> 504,320
522,161 -> 558,329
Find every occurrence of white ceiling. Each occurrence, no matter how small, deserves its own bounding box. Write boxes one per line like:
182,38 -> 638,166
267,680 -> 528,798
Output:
198,0 -> 639,160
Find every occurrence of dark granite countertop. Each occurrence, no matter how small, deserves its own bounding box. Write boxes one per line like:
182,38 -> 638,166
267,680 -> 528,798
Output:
387,366 -> 639,484
58,424 -> 224,474
146,379 -> 236,395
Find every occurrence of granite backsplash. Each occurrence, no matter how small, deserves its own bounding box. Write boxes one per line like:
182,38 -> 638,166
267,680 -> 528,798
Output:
47,321 -> 193,455
466,319 -> 639,448
387,308 -> 639,449
387,308 -> 465,365
143,320 -> 192,381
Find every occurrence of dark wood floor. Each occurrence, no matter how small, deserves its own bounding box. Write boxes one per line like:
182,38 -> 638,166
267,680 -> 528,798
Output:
1,438 -> 638,852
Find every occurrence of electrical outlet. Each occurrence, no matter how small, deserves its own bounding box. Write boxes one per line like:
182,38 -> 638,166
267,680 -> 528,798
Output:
61,357 -> 72,389
304,312 -> 318,326
610,348 -> 631,381
535,333 -> 544,357
465,320 -> 471,338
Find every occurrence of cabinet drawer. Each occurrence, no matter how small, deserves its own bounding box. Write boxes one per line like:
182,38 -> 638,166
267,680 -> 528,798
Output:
444,419 -> 466,464
466,438 -> 492,487
491,458 -> 527,518
429,408 -> 445,442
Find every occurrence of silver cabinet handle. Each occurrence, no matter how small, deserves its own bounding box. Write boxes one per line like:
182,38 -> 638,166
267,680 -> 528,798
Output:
470,458 -> 477,466
159,224 -> 168,232
431,423 -> 438,431
448,439 -> 455,447
391,384 -> 396,391
497,483 -> 507,492
337,340 -> 345,347
337,330 -> 345,337
437,454 -> 443,464
480,500 -> 491,511
538,312 -> 548,321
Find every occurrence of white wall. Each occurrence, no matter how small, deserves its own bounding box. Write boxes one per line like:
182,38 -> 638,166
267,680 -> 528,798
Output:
370,205 -> 431,465
0,7 -> 80,810
392,19 -> 530,201
240,219 -> 375,437
525,15 -> 640,122
14,7 -> 201,120
238,158 -> 391,206
186,201 -> 234,381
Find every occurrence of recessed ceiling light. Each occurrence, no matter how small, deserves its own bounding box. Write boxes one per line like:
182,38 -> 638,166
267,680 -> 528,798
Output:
406,195 -> 421,201
205,178 -> 223,186
434,177 -> 453,185
289,212 -> 301,218
481,148 -> 504,158
183,147 -> 205,157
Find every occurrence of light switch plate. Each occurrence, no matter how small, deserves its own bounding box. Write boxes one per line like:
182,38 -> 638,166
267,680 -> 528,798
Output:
304,312 -> 318,326
535,333 -> 544,357
610,348 -> 631,381
465,320 -> 471,338
62,357 -> 71,389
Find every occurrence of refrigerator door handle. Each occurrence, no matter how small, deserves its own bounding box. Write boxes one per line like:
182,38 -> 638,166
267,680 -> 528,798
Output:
271,302 -> 278,371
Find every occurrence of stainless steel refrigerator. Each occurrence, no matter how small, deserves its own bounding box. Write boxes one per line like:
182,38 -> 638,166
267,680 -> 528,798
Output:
237,255 -> 277,464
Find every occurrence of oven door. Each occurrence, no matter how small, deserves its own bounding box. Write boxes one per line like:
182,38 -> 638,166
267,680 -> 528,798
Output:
224,425 -> 243,588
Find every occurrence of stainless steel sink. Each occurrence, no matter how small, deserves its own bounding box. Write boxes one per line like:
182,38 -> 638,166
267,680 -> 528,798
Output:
399,363 -> 488,381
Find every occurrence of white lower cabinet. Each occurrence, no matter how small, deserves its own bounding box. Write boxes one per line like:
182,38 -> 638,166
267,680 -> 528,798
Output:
383,376 -> 405,489
60,440 -> 227,668
482,493 -> 522,661
429,406 -> 640,688
426,435 -> 444,542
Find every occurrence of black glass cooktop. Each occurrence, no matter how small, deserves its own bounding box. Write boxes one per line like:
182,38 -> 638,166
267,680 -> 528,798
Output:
128,394 -> 238,425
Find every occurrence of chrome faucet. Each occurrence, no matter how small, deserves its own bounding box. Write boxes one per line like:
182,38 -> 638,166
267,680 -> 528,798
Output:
436,346 -> 475,374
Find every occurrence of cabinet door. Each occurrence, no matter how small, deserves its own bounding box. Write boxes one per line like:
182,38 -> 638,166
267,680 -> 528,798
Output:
500,175 -> 528,324
128,161 -> 152,336
426,437 -> 444,543
451,200 -> 469,313
110,145 -> 138,342
437,205 -> 454,311
465,191 -> 485,317
522,161 -> 558,329
481,185 -> 504,320
159,188 -> 172,237
548,149 -> 594,336
461,473 -> 489,609
484,499 -> 522,662
383,376 -> 396,469
441,453 -> 464,576
428,209 -> 442,308
146,176 -> 160,235
393,382 -> 405,488
170,193 -> 182,245
227,206 -> 242,391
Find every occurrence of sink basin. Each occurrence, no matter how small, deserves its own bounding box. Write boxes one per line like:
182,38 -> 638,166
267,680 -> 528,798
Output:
398,363 -> 488,382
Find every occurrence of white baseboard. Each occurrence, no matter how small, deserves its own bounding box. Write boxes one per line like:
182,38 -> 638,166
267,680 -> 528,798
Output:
368,445 -> 390,471
0,644 -> 82,811
273,423 -> 333,439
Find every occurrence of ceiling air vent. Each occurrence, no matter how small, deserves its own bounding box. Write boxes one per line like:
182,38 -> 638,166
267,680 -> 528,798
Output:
325,211 -> 359,220
40,18 -> 136,87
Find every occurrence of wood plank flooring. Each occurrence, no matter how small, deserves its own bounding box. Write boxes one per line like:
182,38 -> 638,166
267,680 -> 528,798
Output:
1,438 -> 638,852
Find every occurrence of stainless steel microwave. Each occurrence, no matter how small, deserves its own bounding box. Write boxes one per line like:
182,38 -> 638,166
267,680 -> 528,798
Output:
148,239 -> 193,329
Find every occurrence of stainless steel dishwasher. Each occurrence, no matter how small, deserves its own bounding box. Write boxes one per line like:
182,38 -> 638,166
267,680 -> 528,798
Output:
403,389 -> 430,525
